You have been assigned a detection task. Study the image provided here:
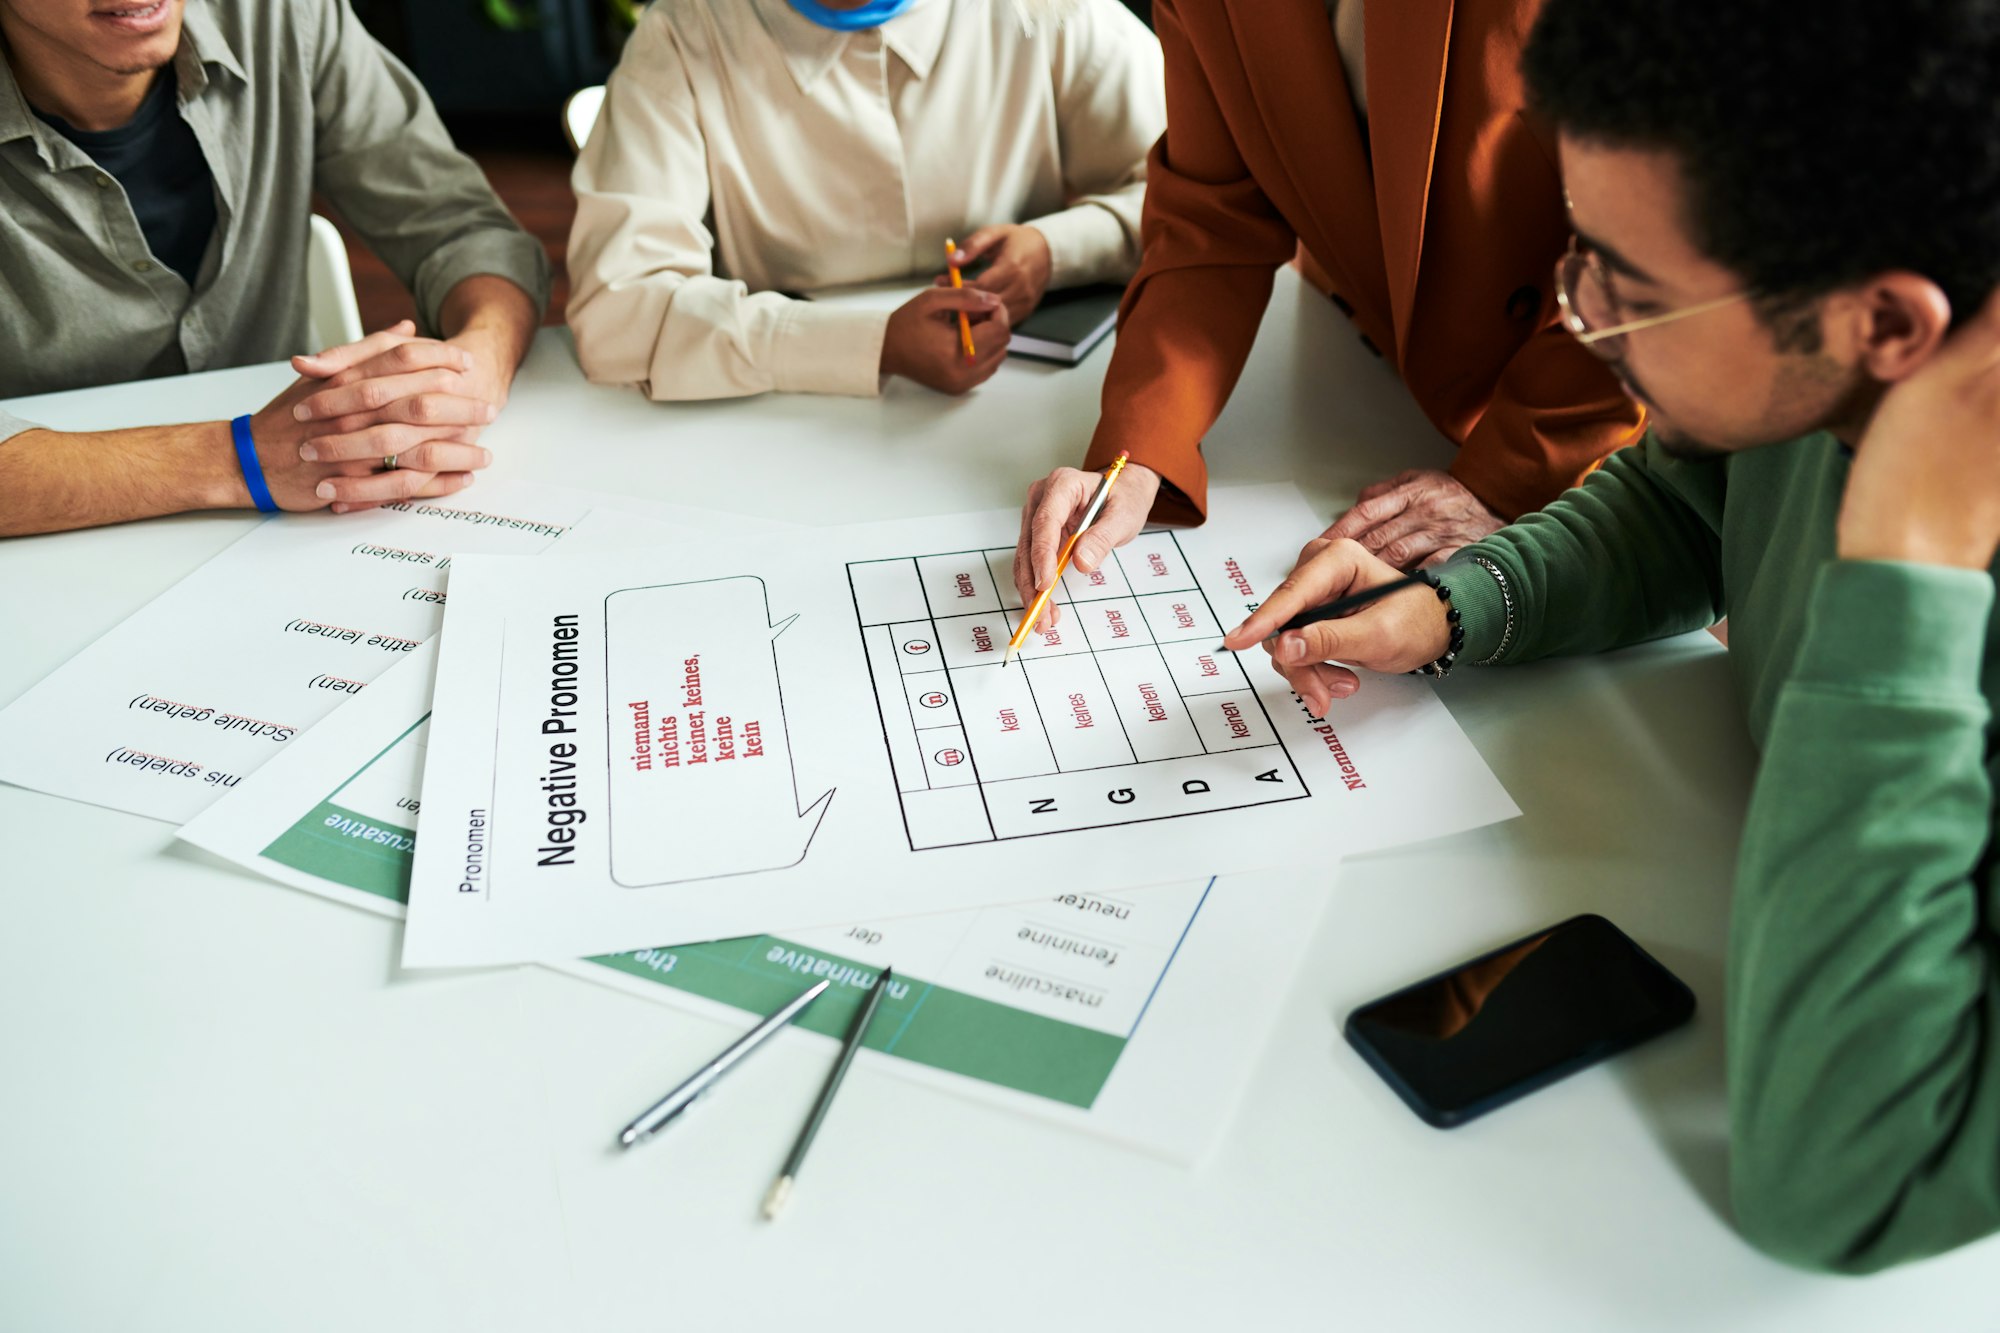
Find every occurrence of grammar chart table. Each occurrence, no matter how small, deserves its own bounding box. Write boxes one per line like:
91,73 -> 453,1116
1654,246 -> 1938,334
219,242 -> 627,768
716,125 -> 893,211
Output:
850,533 -> 1300,849
4,269 -> 1996,1332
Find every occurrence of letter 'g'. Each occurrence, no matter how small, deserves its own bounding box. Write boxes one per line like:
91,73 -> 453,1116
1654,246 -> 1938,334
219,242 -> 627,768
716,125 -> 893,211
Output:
1108,788 -> 1135,804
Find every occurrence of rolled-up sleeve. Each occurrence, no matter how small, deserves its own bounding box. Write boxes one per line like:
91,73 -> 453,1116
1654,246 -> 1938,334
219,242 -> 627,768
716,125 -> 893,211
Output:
566,14 -> 884,401
0,408 -> 39,446
1033,0 -> 1165,289
306,0 -> 550,334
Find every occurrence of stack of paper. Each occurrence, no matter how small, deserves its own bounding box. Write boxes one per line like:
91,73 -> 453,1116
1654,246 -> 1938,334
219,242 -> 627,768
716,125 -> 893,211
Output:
3,482 -> 1517,1161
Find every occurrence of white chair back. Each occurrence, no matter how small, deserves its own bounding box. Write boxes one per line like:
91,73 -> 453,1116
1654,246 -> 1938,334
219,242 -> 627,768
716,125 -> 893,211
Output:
564,86 -> 606,154
305,213 -> 365,352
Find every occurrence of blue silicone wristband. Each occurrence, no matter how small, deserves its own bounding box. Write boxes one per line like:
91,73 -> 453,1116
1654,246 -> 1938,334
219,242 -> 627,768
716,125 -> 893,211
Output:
230,414 -> 279,514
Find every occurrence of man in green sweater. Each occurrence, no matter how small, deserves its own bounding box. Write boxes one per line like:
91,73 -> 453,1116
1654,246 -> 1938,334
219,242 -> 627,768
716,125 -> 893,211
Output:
1222,0 -> 2000,1274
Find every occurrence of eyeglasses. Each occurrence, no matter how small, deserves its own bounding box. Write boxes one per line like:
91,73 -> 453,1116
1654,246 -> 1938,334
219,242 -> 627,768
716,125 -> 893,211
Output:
1553,235 -> 1750,361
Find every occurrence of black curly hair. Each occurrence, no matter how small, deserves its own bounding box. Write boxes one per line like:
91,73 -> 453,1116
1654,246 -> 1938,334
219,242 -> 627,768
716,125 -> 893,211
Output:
1522,0 -> 2000,329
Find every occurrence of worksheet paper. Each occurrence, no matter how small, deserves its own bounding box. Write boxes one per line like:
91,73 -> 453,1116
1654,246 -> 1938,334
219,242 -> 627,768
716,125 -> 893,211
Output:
179,640 -> 1326,1162
0,481 -> 696,823
403,484 -> 1516,966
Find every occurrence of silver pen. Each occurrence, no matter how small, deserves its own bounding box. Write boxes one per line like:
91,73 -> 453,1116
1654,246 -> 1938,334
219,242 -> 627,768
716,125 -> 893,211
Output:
617,978 -> 832,1148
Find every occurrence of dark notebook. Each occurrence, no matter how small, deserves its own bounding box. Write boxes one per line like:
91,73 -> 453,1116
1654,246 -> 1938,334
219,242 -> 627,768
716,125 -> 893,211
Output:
1009,283 -> 1124,364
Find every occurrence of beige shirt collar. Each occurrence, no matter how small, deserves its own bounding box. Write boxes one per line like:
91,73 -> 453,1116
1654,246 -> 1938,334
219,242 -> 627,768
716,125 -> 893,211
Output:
749,0 -> 952,94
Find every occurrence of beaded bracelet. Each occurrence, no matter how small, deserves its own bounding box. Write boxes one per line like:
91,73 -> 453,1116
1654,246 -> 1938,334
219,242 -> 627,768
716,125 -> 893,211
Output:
1406,567 -> 1464,679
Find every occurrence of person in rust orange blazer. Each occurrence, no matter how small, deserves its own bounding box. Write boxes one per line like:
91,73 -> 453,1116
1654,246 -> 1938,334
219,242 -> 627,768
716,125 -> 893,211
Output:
1011,0 -> 1644,603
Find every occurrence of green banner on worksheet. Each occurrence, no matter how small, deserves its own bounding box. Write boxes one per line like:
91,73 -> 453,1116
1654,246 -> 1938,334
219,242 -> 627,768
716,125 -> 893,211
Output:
262,804 -> 1124,1107
590,940 -> 1126,1108
262,800 -> 415,902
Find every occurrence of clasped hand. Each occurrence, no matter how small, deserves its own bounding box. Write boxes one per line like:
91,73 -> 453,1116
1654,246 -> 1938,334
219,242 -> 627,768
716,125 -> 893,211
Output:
248,320 -> 502,513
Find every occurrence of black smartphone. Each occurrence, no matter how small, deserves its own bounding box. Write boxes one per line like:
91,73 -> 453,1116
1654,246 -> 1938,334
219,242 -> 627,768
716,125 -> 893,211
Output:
1343,914 -> 1695,1128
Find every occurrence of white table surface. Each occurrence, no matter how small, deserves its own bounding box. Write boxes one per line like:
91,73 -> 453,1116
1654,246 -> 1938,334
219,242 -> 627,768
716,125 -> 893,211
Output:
4,269 -> 1993,1331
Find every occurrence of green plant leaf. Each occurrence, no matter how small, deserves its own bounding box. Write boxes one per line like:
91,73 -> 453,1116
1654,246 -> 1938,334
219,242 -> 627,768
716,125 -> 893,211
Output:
481,0 -> 541,32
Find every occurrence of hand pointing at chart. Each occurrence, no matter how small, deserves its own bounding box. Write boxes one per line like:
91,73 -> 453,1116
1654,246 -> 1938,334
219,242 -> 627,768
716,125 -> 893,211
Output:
1012,460 -> 1161,629
1220,538 -> 1452,717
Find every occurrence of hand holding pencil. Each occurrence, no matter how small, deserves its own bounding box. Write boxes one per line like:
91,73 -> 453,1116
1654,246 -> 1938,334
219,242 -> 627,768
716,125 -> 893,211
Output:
1011,458 -> 1163,628
1005,452 -> 1132,666
880,265 -> 1010,396
1220,537 -> 1457,716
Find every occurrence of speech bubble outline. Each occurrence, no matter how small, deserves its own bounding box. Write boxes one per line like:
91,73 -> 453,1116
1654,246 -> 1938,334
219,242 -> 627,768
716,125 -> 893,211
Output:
602,576 -> 834,887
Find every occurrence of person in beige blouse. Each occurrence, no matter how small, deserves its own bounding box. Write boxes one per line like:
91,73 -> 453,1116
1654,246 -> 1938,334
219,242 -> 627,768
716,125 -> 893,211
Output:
567,0 -> 1164,401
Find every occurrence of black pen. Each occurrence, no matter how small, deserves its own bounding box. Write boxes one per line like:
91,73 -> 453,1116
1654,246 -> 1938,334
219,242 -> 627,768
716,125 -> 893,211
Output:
1219,573 -> 1428,650
761,967 -> 893,1221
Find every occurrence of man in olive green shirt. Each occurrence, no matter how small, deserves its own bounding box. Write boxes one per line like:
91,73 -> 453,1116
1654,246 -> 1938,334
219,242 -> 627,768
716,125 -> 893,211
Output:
1225,0 -> 2000,1274
0,0 -> 550,535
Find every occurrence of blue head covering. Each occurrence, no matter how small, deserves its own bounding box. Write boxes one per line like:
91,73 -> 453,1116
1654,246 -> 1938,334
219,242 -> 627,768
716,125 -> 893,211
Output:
785,0 -> 918,31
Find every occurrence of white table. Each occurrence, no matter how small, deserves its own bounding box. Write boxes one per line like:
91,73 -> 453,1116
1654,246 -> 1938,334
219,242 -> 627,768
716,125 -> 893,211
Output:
4,270 -> 1991,1331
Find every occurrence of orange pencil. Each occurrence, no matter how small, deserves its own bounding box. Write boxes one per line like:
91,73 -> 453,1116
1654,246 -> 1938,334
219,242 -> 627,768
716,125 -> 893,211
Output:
945,238 -> 977,362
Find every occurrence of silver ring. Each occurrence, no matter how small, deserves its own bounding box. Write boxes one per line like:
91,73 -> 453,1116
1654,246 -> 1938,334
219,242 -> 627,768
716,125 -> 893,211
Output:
381,454 -> 399,472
